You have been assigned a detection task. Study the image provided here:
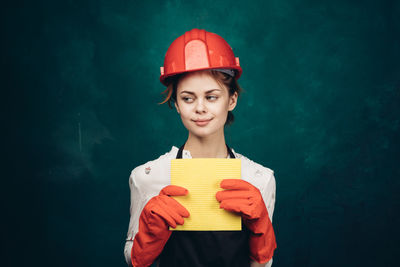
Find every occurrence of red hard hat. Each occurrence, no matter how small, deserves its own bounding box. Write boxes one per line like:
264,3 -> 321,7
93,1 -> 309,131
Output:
160,29 -> 242,86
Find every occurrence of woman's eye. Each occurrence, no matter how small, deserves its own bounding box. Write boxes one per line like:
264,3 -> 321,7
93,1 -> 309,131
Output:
182,97 -> 194,102
207,95 -> 218,101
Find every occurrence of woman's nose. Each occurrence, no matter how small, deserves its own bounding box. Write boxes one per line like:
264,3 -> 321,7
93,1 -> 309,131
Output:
195,99 -> 207,113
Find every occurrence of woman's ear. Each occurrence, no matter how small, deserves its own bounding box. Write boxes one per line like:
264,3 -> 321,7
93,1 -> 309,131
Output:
228,91 -> 238,111
174,102 -> 180,114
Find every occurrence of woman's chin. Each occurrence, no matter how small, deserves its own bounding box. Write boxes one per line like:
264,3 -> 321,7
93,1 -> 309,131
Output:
190,130 -> 210,138
188,127 -> 222,139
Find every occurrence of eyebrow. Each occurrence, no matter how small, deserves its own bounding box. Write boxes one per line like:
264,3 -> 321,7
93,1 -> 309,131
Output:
180,89 -> 221,95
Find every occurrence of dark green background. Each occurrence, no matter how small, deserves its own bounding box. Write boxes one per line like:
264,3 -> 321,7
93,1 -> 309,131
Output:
4,0 -> 399,266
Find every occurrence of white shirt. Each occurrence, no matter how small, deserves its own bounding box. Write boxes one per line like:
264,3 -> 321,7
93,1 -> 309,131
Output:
124,146 -> 276,266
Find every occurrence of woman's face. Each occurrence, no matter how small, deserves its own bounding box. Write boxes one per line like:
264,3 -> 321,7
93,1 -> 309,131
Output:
174,71 -> 238,139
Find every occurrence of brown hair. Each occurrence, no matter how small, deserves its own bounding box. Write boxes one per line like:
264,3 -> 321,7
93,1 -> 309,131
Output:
159,70 -> 243,126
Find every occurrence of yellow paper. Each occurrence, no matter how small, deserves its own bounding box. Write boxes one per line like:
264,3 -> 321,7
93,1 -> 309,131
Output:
170,158 -> 241,231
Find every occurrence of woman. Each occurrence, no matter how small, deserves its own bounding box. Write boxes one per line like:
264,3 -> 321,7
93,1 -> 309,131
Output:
124,29 -> 277,267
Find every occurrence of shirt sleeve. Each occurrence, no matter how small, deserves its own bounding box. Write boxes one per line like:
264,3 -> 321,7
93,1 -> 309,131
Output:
261,170 -> 277,266
262,170 -> 276,222
124,169 -> 150,266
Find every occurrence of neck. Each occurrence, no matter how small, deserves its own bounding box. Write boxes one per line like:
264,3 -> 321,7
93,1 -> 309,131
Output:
184,131 -> 228,158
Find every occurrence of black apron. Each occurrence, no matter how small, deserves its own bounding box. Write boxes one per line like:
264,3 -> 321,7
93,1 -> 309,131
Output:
158,144 -> 250,267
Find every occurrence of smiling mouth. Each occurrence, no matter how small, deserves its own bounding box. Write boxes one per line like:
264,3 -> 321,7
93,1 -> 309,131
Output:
193,118 -> 213,126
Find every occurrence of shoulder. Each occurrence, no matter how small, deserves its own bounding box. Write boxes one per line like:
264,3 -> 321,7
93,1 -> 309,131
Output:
233,150 -> 275,192
129,146 -> 178,194
233,150 -> 274,177
130,146 -> 176,178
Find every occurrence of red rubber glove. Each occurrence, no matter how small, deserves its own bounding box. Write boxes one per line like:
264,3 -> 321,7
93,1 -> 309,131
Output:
131,185 -> 190,267
216,179 -> 277,263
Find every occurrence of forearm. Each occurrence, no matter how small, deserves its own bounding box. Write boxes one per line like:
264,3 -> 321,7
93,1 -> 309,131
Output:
251,261 -> 266,267
124,241 -> 133,266
251,259 -> 272,267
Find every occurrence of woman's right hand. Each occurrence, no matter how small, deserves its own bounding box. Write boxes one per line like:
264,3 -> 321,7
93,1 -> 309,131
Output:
132,185 -> 189,267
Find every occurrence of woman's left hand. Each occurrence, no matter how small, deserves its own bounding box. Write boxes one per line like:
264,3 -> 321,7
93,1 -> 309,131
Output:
216,179 -> 277,263
216,179 -> 265,223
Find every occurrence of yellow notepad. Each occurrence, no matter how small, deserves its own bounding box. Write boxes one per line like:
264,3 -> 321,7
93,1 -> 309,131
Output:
170,158 -> 242,231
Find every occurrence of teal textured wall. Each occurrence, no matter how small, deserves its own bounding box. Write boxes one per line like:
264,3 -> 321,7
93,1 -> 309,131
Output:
4,0 -> 399,266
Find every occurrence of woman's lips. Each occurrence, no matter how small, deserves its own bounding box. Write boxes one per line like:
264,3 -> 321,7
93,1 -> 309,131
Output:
194,118 -> 212,126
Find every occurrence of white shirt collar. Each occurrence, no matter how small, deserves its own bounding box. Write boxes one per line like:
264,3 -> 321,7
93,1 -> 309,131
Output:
171,146 -> 235,159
